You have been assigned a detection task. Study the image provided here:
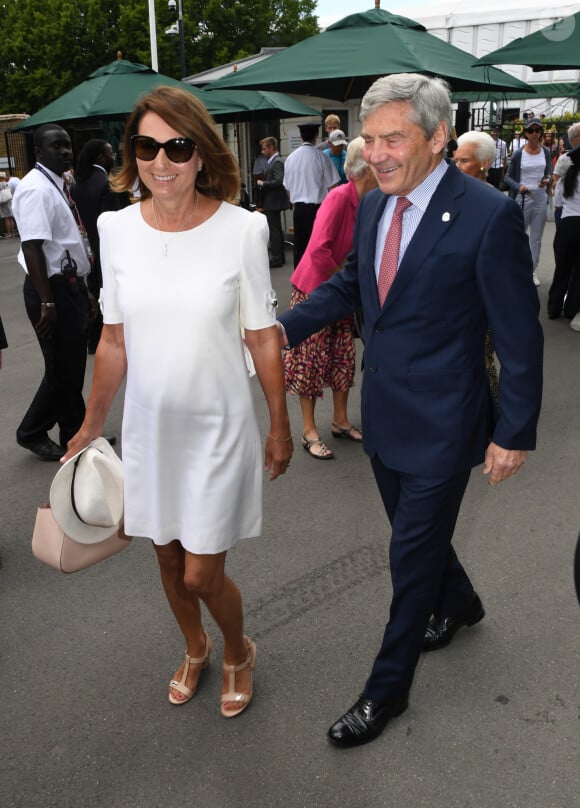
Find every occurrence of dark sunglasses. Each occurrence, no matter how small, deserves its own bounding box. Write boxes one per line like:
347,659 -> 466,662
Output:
130,135 -> 196,163
526,128 -> 542,134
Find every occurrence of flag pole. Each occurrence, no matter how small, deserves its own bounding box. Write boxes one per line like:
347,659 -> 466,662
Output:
148,0 -> 159,71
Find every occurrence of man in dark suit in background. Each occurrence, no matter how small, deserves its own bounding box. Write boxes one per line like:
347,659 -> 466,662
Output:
72,139 -> 128,352
256,136 -> 290,268
279,73 -> 543,748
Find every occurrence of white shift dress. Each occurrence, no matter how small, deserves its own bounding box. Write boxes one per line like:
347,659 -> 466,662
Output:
98,202 -> 277,553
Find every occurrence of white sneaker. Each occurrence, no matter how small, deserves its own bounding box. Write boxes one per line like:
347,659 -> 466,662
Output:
533,273 -> 540,286
570,313 -> 580,332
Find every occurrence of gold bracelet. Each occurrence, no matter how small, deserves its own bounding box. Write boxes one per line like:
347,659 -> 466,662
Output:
268,433 -> 292,442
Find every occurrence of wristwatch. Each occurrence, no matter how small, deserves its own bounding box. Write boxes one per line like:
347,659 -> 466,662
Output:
41,300 -> 56,308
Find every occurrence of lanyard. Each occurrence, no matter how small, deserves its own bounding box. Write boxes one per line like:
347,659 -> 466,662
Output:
34,164 -> 93,262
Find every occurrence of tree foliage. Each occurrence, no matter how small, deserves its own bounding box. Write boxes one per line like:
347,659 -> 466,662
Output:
0,0 -> 319,114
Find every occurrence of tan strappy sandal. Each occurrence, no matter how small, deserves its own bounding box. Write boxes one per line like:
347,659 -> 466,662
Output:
168,632 -> 212,705
220,636 -> 257,719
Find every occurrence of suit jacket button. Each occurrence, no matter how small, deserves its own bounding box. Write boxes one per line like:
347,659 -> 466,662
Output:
369,366 -> 377,373
375,326 -> 383,334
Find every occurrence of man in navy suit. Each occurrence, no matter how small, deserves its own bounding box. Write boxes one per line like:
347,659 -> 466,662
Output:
72,139 -> 129,352
278,74 -> 543,748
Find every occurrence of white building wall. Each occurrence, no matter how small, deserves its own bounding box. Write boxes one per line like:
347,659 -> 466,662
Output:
399,0 -> 580,120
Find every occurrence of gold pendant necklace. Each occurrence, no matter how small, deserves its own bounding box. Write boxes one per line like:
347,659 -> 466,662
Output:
151,193 -> 199,257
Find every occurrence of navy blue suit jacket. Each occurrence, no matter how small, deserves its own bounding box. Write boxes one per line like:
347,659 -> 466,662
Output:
280,162 -> 543,477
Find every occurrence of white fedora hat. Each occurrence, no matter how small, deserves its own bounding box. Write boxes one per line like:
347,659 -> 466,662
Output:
49,438 -> 124,544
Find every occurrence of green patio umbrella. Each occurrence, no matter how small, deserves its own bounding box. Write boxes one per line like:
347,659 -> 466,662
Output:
15,59 -> 321,130
15,59 -> 234,129
200,89 -> 321,121
206,8 -> 534,101
451,83 -> 579,104
475,11 -> 580,71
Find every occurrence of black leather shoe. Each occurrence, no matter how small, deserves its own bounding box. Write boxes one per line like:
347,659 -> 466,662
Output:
17,436 -> 63,461
327,695 -> 409,748
423,593 -> 485,652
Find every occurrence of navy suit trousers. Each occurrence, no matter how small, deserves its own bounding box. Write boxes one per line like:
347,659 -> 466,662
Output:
363,456 -> 474,703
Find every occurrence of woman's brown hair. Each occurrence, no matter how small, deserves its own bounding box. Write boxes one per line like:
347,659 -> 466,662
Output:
112,86 -> 240,202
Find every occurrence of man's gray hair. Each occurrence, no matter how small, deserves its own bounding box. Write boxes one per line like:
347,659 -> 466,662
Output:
457,131 -> 496,164
360,73 -> 452,140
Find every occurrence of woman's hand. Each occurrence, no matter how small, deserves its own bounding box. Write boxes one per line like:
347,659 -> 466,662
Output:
59,324 -> 128,463
60,426 -> 102,463
245,324 -> 293,481
264,433 -> 293,480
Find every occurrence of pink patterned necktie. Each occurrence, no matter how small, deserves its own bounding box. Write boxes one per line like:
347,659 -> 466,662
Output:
377,196 -> 411,306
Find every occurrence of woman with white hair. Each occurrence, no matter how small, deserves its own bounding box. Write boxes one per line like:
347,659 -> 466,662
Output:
283,137 -> 377,459
453,131 -> 496,181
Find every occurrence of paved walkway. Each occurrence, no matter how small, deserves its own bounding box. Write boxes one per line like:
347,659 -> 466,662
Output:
1,224 -> 578,808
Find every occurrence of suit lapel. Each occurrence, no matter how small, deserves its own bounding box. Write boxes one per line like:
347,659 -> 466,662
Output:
380,165 -> 465,313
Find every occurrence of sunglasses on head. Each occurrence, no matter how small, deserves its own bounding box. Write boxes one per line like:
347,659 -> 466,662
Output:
130,135 -> 196,163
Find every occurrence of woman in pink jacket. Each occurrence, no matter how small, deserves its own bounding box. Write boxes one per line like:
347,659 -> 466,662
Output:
283,137 -> 377,459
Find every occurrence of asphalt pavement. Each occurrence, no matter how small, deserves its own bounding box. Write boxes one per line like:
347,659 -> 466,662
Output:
1,223 -> 579,808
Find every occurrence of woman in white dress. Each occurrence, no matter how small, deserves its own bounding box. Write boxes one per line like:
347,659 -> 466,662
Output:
63,86 -> 293,718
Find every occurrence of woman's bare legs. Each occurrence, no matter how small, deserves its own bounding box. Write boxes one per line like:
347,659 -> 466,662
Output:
331,390 -> 362,439
299,396 -> 334,458
154,541 -> 252,710
299,395 -> 318,440
300,392 -> 360,441
155,542 -> 206,701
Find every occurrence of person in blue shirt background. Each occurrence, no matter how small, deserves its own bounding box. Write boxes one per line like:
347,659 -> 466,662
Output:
324,130 -> 348,184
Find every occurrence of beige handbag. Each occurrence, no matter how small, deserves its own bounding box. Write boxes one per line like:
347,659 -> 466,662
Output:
32,503 -> 131,574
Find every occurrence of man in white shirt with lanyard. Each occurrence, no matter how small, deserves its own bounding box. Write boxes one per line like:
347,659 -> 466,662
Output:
283,122 -> 340,267
13,124 -> 96,460
488,126 -> 507,189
